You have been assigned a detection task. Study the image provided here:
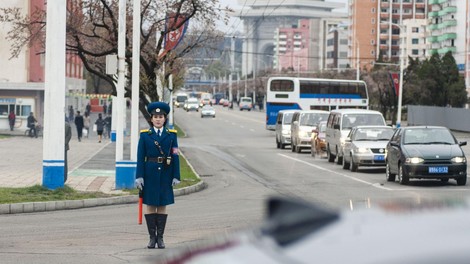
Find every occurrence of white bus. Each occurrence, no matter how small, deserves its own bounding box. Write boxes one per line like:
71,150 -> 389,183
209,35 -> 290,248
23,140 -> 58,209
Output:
265,77 -> 369,130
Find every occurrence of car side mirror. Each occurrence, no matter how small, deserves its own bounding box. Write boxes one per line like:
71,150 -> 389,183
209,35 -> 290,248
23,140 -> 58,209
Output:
333,124 -> 340,130
345,138 -> 351,143
459,141 -> 467,146
390,141 -> 399,147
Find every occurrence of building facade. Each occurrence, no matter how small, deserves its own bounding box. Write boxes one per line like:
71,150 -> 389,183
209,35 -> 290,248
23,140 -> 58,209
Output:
236,0 -> 347,76
0,0 -> 86,131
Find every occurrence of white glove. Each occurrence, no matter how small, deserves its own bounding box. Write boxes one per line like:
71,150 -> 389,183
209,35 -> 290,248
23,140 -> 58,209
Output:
172,178 -> 180,186
135,178 -> 144,190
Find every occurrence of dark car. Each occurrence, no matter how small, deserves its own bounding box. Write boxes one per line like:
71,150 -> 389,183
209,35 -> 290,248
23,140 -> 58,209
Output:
385,126 -> 467,185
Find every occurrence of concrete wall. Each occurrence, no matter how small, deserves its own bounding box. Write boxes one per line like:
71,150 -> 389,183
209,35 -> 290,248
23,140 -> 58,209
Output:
407,105 -> 470,132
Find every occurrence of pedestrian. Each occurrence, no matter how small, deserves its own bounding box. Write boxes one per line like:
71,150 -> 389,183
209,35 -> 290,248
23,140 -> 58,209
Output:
85,102 -> 91,116
64,118 -> 72,183
83,112 -> 91,138
27,112 -> 38,138
134,101 -> 181,249
104,114 -> 112,139
68,105 -> 74,123
8,110 -> 16,131
95,113 -> 105,143
74,111 -> 84,142
103,101 -> 107,115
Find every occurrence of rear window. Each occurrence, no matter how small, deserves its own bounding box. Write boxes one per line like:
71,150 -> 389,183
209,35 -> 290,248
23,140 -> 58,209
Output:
241,98 -> 252,103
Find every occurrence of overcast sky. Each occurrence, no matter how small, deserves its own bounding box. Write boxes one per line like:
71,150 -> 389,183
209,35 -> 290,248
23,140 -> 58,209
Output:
217,0 -> 349,34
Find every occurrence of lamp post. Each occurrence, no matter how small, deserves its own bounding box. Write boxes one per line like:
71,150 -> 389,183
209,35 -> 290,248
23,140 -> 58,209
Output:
382,22 -> 405,128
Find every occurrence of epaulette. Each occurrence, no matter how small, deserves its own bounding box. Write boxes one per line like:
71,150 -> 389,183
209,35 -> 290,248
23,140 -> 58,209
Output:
140,129 -> 151,134
168,129 -> 177,133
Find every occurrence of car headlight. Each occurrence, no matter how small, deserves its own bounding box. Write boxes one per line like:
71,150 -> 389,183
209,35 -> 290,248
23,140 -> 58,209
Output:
451,156 -> 466,163
356,148 -> 370,154
405,157 -> 424,164
282,129 -> 290,135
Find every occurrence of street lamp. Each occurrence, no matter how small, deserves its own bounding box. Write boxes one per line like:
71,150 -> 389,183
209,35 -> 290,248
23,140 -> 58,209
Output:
382,22 -> 405,128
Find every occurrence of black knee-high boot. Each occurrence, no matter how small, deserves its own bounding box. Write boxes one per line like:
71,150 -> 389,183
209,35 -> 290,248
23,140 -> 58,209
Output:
145,214 -> 158,248
156,214 -> 168,249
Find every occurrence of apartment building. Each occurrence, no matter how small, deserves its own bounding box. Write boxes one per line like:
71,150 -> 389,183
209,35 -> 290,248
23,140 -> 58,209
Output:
274,19 -> 311,72
0,0 -> 86,131
325,24 -> 350,72
428,0 -> 468,93
349,0 -> 428,70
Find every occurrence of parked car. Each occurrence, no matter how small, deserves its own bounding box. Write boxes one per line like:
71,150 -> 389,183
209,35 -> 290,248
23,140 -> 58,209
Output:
291,110 -> 329,153
155,196 -> 470,264
239,97 -> 253,111
385,126 -> 467,185
311,121 -> 327,158
275,109 -> 299,149
185,98 -> 199,112
200,105 -> 216,118
342,126 -> 394,171
325,109 -> 387,165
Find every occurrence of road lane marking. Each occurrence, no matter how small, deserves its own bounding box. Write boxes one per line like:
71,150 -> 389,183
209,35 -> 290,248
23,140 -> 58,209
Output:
278,153 -> 392,190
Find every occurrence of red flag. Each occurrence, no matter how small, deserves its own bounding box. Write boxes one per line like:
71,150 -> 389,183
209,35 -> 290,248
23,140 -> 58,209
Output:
160,12 -> 189,58
390,72 -> 400,97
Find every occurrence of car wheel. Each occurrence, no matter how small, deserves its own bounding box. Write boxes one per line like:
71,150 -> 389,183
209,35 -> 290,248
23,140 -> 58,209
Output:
296,145 -> 301,153
342,154 -> 349,169
336,147 -> 342,165
398,164 -> 409,185
280,143 -> 285,149
350,156 -> 358,172
385,162 -> 396,182
456,175 -> 467,186
327,146 -> 335,163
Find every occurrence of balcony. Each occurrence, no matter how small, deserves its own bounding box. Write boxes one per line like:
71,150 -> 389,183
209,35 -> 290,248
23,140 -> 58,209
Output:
438,46 -> 457,54
438,19 -> 457,29
427,35 -> 438,43
438,6 -> 457,16
428,11 -> 439,18
437,32 -> 457,41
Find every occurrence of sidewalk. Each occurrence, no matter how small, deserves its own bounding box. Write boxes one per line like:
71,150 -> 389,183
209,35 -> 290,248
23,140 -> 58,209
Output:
0,111 -> 127,194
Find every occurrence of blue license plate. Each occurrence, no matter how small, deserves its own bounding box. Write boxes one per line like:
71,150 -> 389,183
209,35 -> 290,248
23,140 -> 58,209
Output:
429,166 -> 448,174
374,155 -> 385,161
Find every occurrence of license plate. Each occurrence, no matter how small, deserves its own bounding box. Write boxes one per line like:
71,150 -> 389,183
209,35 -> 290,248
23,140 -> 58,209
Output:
429,166 -> 448,174
374,155 -> 385,161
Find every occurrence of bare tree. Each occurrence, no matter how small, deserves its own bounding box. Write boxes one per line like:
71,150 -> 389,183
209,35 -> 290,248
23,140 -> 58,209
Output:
0,0 -> 231,121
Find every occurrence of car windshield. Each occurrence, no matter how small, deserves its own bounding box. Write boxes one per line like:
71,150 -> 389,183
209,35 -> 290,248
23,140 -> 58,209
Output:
342,114 -> 385,129
283,113 -> 294,124
202,106 -> 214,110
353,127 -> 394,141
404,128 -> 456,145
318,122 -> 326,133
300,113 -> 328,126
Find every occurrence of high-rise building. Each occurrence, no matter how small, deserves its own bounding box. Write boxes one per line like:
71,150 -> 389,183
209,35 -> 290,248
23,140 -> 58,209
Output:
349,0 -> 428,70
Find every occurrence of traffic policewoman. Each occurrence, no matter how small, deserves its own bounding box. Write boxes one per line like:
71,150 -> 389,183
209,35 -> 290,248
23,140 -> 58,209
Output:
135,102 -> 180,249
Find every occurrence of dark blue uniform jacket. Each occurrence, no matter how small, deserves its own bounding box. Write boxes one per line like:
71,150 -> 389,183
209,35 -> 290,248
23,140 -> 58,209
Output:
136,127 -> 180,206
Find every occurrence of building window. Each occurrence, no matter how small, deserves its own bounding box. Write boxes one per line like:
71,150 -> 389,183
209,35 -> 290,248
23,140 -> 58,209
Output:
412,38 -> 419,45
412,49 -> 419,55
371,18 -> 376,24
412,27 -> 419,33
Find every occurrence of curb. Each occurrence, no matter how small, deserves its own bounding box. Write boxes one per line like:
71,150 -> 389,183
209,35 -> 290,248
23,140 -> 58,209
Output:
0,181 -> 207,215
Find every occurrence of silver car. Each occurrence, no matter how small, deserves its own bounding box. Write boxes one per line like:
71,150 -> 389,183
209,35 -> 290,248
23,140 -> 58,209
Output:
342,126 -> 394,172
200,105 -> 216,118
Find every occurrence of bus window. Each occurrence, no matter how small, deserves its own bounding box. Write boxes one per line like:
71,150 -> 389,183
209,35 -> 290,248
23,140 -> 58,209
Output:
270,80 -> 294,92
